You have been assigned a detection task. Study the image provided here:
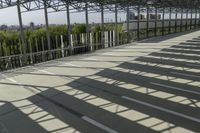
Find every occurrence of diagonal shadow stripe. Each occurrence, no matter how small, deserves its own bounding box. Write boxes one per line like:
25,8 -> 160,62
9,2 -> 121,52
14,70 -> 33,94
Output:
149,52 -> 200,61
67,77 -> 200,132
96,69 -> 200,100
136,56 -> 200,69
179,42 -> 200,46
118,62 -> 200,81
162,48 -> 200,55
68,77 -> 200,117
27,87 -> 157,133
0,102 -> 49,133
172,45 -> 200,49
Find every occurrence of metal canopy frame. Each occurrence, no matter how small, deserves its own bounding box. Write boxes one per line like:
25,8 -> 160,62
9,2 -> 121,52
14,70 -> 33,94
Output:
0,0 -> 199,12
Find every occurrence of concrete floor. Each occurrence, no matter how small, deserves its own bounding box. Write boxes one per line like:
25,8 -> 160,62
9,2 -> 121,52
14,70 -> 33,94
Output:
0,30 -> 200,133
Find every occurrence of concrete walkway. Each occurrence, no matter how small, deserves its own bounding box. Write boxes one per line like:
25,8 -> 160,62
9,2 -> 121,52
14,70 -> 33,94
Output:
0,30 -> 200,133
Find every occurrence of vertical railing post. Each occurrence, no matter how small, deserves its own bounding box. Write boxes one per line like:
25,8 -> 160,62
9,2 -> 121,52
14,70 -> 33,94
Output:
35,38 -> 38,62
17,1 -> 26,66
61,35 -> 65,57
41,37 -> 45,61
28,39 -> 33,64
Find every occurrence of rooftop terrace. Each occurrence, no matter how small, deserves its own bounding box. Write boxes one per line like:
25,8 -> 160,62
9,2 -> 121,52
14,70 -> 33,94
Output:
0,30 -> 200,133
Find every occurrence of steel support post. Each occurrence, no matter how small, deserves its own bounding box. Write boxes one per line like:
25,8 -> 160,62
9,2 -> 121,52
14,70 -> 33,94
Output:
175,8 -> 178,33
17,2 -> 27,66
190,9 -> 193,30
127,6 -> 130,42
101,5 -> 105,48
66,4 -> 72,55
44,0 -> 51,58
85,3 -> 90,51
162,7 -> 165,36
137,5 -> 140,40
181,8 -> 183,32
169,7 -> 172,34
146,5 -> 149,38
186,9 -> 188,30
115,5 -> 118,46
195,8 -> 197,29
199,9 -> 200,28
155,6 -> 158,36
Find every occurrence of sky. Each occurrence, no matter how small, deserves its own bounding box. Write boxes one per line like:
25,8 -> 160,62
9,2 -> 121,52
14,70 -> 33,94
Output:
0,6 -> 198,26
0,6 -> 127,26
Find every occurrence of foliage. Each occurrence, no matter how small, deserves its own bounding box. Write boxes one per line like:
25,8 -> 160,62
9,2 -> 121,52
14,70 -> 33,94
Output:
0,23 -> 123,55
91,24 -> 101,33
0,24 -> 122,45
0,31 -> 6,42
91,23 -> 123,33
72,24 -> 86,34
30,28 -> 46,38
49,25 -> 67,36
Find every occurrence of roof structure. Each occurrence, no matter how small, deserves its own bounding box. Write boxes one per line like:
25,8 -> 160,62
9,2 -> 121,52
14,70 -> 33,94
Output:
0,0 -> 200,13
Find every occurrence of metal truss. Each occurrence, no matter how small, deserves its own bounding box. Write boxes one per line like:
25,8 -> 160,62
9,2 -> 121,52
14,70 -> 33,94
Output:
0,0 -> 199,13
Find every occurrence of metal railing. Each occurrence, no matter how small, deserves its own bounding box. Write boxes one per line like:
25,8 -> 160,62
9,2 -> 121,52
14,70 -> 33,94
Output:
0,21 -> 199,72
